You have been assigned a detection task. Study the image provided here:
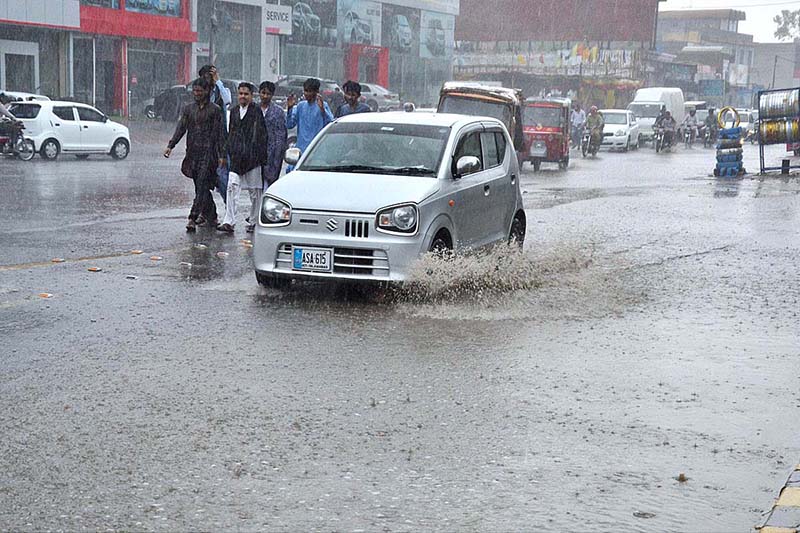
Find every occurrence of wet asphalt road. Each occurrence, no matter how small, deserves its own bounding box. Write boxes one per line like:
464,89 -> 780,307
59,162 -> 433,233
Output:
1,123 -> 799,531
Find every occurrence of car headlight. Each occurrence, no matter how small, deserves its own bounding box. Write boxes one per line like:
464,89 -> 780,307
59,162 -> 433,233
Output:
261,196 -> 291,225
376,204 -> 417,234
615,130 -> 625,136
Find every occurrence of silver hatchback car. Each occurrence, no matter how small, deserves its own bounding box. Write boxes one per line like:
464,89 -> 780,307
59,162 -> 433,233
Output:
253,112 -> 526,285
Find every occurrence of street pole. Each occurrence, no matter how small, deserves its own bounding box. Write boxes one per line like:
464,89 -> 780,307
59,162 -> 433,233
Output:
208,0 -> 217,64
771,55 -> 778,89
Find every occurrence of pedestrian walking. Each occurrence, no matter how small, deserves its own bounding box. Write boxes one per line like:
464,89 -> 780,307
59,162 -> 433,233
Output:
285,78 -> 333,170
335,80 -> 371,118
164,78 -> 226,232
218,82 -> 268,234
199,64 -> 231,204
258,81 -> 288,193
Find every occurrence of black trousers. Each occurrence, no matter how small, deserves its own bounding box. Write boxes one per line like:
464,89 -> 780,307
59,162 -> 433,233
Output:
189,173 -> 217,222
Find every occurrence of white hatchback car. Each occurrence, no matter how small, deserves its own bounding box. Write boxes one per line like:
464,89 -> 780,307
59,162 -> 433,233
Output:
600,109 -> 640,151
8,100 -> 130,160
253,112 -> 526,285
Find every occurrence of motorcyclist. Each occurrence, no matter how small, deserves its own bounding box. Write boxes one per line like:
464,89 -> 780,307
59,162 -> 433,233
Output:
570,102 -> 586,148
585,106 -> 604,149
653,104 -> 668,128
681,109 -> 699,144
0,94 -> 21,138
660,111 -> 677,147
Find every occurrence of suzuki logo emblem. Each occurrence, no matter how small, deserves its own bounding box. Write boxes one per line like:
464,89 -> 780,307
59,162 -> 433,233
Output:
326,218 -> 338,232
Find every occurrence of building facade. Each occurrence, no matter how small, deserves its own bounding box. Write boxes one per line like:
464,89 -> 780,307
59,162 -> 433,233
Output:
452,0 -> 664,108
657,9 -> 754,107
750,40 -> 800,95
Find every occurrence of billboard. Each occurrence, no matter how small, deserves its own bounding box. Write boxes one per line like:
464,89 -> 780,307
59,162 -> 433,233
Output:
125,0 -> 181,17
285,0 -> 338,47
420,10 -> 453,59
338,0 -> 382,47
264,4 -> 293,36
381,4 -> 419,55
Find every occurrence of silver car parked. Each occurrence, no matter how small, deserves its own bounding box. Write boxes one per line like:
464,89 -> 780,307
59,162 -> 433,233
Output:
253,112 -> 526,285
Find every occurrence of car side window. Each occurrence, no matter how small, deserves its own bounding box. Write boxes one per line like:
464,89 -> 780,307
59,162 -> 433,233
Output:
77,107 -> 105,122
480,131 -> 500,168
53,106 -> 75,121
453,131 -> 483,174
494,132 -> 507,163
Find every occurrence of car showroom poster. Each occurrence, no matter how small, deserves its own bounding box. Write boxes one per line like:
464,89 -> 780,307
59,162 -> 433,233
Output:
337,0 -> 382,47
419,10 -> 453,59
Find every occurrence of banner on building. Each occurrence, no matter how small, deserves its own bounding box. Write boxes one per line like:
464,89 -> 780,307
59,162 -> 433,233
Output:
699,79 -> 724,97
126,0 -> 182,17
381,4 -> 420,55
337,0 -> 381,47
285,0 -> 338,47
264,4 -> 293,35
419,10 -> 453,59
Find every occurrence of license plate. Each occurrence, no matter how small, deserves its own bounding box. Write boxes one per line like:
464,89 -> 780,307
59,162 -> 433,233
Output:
530,144 -> 547,157
292,246 -> 332,272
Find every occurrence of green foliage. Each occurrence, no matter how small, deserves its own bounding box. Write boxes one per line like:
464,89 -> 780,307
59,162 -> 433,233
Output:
774,9 -> 800,41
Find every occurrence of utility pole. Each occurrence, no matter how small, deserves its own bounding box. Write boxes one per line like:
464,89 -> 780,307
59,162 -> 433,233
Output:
771,55 -> 778,89
208,0 -> 218,64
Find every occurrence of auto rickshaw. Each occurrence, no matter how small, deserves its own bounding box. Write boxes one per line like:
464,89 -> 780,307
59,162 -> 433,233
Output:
437,83 -> 525,156
522,97 -> 571,171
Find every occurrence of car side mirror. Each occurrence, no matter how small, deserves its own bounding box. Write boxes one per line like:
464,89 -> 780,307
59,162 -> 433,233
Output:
455,155 -> 480,178
284,147 -> 301,166
102,116 -> 108,123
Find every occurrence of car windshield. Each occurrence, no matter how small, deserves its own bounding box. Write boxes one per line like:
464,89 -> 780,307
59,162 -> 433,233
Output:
439,95 -> 512,127
300,122 -> 450,177
628,103 -> 661,118
524,106 -> 562,127
603,113 -> 628,125
8,103 -> 40,119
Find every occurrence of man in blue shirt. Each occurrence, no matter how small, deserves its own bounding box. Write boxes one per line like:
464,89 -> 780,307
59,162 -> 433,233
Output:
285,78 -> 334,168
335,80 -> 372,118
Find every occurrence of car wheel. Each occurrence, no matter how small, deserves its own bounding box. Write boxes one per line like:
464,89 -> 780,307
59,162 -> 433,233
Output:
256,271 -> 291,289
429,230 -> 452,257
623,136 -> 630,152
111,138 -> 130,160
75,154 -> 90,160
558,158 -> 568,171
532,159 -> 541,172
40,138 -> 60,160
509,211 -> 526,248
367,100 -> 379,112
145,106 -> 156,120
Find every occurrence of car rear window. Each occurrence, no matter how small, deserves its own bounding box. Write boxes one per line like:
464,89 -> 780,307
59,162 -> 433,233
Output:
8,103 -> 40,119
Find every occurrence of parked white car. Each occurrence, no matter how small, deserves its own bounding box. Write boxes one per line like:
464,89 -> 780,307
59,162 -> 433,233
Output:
7,100 -> 130,160
600,109 -> 640,151
253,112 -> 526,285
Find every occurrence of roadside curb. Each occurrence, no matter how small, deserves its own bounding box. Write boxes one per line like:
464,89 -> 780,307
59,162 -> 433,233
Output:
757,464 -> 800,532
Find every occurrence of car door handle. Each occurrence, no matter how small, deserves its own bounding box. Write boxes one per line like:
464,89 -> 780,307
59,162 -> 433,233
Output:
54,123 -> 61,127
484,184 -> 491,196
83,125 -> 89,129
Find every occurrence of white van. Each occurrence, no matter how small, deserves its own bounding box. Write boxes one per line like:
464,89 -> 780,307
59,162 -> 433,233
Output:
627,87 -> 685,144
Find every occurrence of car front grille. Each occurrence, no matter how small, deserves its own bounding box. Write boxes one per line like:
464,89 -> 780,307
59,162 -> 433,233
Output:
344,219 -> 369,238
275,244 -> 389,277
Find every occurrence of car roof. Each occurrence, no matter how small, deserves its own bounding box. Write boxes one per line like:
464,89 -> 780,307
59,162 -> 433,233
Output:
335,111 -> 502,129
2,91 -> 50,101
600,109 -> 629,113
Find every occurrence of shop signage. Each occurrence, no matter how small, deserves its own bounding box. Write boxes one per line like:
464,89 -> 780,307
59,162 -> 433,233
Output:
264,4 -> 292,35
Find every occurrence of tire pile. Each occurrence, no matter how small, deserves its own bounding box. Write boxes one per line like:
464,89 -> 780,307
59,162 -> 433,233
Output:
714,126 -> 745,177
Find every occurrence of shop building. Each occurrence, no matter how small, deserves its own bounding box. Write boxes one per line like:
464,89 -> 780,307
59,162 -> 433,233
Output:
273,0 -> 459,105
452,0 -> 664,108
77,0 -> 196,116
0,0 -> 79,97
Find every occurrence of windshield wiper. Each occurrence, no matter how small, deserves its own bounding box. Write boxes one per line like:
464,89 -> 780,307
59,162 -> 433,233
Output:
304,164 -> 387,173
388,166 -> 437,176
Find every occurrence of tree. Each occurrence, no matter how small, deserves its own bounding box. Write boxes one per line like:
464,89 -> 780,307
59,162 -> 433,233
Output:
774,9 -> 800,41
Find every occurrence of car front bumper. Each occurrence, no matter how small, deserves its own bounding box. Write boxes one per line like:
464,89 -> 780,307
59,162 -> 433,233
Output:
601,136 -> 629,149
253,211 -> 428,283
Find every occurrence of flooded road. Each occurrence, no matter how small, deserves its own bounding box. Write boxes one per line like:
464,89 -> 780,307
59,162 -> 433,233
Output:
1,124 -> 799,531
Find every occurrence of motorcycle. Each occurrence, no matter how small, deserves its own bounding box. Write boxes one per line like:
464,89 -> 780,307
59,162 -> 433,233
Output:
654,127 -> 673,153
0,119 -> 35,161
581,127 -> 600,158
702,125 -> 717,148
683,126 -> 696,148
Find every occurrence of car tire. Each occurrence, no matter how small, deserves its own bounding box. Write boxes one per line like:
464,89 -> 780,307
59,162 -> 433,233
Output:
558,158 -> 568,171
111,138 -> 130,160
367,100 -> 379,112
429,230 -> 452,257
256,271 -> 291,289
509,211 -> 526,248
532,159 -> 541,172
623,136 -> 630,152
40,139 -> 60,160
75,154 -> 90,160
